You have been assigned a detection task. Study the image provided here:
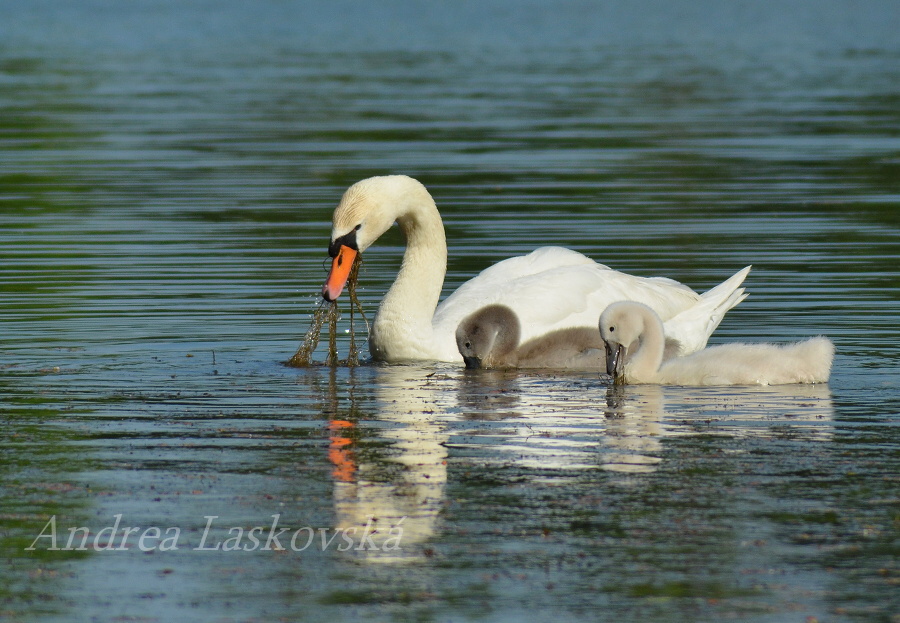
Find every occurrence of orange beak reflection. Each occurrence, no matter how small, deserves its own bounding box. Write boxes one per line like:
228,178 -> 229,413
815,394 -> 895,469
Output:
327,419 -> 356,483
322,245 -> 358,301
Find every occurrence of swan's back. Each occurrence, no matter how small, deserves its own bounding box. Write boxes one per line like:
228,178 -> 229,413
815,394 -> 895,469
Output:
434,247 -> 701,348
657,336 -> 834,386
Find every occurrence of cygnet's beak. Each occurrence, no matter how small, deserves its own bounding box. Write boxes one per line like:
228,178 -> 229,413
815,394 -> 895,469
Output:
322,245 -> 357,301
604,341 -> 626,384
462,355 -> 482,369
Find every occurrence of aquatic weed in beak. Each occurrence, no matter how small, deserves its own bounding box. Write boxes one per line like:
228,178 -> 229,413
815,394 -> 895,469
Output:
288,254 -> 366,367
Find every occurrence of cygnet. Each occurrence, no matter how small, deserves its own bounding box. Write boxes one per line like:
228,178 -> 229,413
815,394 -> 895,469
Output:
599,301 -> 833,385
456,304 -> 605,370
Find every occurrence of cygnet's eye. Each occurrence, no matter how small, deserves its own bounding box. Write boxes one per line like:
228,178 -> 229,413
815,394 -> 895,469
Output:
608,326 -> 615,333
465,341 -> 471,349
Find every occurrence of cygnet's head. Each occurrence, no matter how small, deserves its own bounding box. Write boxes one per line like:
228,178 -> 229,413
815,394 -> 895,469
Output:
455,305 -> 521,369
598,301 -> 652,383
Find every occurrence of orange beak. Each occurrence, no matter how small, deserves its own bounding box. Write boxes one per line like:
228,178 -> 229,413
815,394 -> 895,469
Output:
322,245 -> 358,301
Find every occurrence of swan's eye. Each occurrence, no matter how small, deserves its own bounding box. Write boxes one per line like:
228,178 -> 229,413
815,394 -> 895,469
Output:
354,224 -> 362,231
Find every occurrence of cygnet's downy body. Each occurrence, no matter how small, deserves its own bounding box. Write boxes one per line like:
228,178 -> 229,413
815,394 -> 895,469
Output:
599,301 -> 834,386
456,304 -> 605,370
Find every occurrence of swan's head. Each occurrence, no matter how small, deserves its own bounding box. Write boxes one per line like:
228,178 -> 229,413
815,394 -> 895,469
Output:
456,305 -> 520,369
323,176 -> 434,301
599,301 -> 650,384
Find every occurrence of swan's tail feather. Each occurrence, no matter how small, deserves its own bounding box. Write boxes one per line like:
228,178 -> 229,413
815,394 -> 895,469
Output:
700,264 -> 751,334
662,266 -> 752,355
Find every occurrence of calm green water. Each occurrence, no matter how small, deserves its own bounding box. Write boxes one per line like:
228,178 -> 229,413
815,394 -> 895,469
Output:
2,1 -> 898,621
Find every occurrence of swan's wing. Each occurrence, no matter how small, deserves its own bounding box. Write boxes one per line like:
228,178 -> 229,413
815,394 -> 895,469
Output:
433,247 -> 700,350
447,246 -> 601,288
434,247 -> 602,332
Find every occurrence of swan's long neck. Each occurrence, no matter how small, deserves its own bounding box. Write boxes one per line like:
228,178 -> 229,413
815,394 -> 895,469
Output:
370,197 -> 447,361
626,307 -> 667,383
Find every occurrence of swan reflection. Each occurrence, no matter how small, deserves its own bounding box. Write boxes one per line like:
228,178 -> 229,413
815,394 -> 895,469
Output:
599,382 -> 834,472
320,365 -> 834,560
326,366 -> 451,562
601,385 -> 666,473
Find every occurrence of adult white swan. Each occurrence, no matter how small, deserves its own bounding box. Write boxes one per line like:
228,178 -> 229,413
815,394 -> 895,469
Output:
322,175 -> 751,363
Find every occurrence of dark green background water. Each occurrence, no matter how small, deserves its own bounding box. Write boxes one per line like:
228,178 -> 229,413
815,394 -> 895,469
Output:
2,1 -> 898,621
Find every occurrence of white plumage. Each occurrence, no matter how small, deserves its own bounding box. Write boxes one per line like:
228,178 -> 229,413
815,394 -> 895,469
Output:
323,175 -> 751,363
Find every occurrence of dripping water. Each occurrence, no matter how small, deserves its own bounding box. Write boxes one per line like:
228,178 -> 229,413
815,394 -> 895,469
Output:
287,255 -> 366,367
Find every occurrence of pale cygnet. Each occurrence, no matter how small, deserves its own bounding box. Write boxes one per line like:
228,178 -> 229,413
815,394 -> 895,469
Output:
599,301 -> 834,386
456,304 -> 605,370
